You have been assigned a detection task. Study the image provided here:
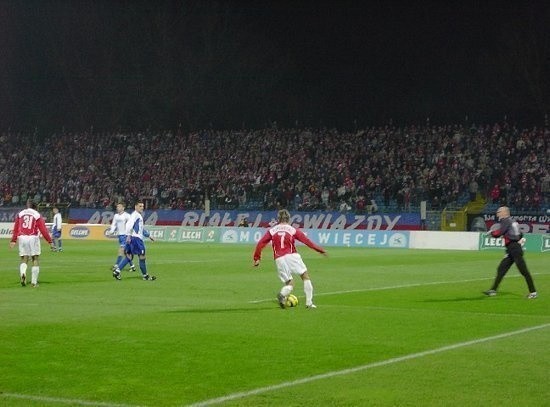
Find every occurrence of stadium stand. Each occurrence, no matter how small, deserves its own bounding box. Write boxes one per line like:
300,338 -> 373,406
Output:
0,122 -> 548,214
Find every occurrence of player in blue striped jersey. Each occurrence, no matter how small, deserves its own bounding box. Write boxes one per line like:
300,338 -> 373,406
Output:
113,201 -> 156,281
51,206 -> 63,252
108,203 -> 136,273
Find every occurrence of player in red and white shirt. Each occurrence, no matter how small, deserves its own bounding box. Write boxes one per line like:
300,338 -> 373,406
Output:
9,200 -> 54,287
253,209 -> 327,308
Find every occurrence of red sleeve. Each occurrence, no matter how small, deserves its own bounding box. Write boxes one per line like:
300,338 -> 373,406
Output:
37,217 -> 53,244
294,229 -> 326,254
11,217 -> 20,243
253,230 -> 273,261
490,223 -> 502,238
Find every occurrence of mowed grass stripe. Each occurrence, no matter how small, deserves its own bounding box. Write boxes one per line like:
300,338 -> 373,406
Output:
184,323 -> 550,406
249,271 -> 550,303
4,323 -> 548,407
0,392 -> 143,407
0,241 -> 548,406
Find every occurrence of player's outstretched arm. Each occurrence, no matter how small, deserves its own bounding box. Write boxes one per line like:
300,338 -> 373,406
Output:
143,229 -> 155,241
295,229 -> 326,255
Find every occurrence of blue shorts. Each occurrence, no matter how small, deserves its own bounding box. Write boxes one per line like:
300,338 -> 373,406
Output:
126,237 -> 146,256
52,228 -> 62,239
118,235 -> 127,247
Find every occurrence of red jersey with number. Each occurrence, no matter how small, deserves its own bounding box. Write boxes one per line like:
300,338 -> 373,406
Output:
11,208 -> 53,243
253,223 -> 325,261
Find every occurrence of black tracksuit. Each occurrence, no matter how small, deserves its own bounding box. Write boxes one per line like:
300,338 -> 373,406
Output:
489,216 -> 536,293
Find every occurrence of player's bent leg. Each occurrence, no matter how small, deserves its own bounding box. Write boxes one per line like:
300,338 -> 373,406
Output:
490,257 -> 513,291
277,282 -> 293,308
118,257 -> 130,271
138,256 -> 156,281
281,283 -> 293,297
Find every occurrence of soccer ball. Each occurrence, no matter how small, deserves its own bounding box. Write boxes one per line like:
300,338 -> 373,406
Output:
285,294 -> 299,307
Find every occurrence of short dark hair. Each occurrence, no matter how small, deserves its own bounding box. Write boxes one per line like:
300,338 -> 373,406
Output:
27,199 -> 37,209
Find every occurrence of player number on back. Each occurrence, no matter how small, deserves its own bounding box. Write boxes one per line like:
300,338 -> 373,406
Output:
277,232 -> 286,248
22,215 -> 33,229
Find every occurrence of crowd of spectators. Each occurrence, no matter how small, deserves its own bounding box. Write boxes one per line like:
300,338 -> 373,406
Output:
0,121 -> 548,214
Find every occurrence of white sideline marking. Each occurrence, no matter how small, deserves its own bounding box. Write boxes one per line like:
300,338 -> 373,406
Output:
248,272 -> 548,304
184,323 -> 550,407
2,326 -> 548,407
3,274 -> 547,407
0,393 -> 143,407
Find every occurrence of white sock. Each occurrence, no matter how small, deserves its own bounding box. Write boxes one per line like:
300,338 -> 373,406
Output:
304,279 -> 314,306
281,285 -> 293,297
20,263 -> 28,278
31,266 -> 39,285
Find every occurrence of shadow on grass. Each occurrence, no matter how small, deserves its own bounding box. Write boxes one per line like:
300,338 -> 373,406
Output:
166,305 -> 277,313
421,291 -> 522,302
420,297 -> 486,303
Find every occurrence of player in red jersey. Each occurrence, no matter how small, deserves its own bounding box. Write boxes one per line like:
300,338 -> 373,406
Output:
253,209 -> 327,308
9,200 -> 55,287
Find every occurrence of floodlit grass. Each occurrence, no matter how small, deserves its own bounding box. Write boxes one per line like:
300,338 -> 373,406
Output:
0,240 -> 548,406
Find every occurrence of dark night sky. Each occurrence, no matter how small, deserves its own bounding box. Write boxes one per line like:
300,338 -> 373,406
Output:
0,0 -> 549,131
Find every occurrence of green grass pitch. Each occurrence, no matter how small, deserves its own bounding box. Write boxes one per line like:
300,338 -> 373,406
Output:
1,240 -> 548,406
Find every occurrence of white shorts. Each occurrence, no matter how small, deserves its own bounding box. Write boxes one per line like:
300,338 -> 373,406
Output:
18,235 -> 42,257
275,253 -> 307,283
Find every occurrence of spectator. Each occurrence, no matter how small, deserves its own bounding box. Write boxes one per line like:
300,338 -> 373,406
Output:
490,184 -> 501,204
0,122 -> 547,214
469,179 -> 479,201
